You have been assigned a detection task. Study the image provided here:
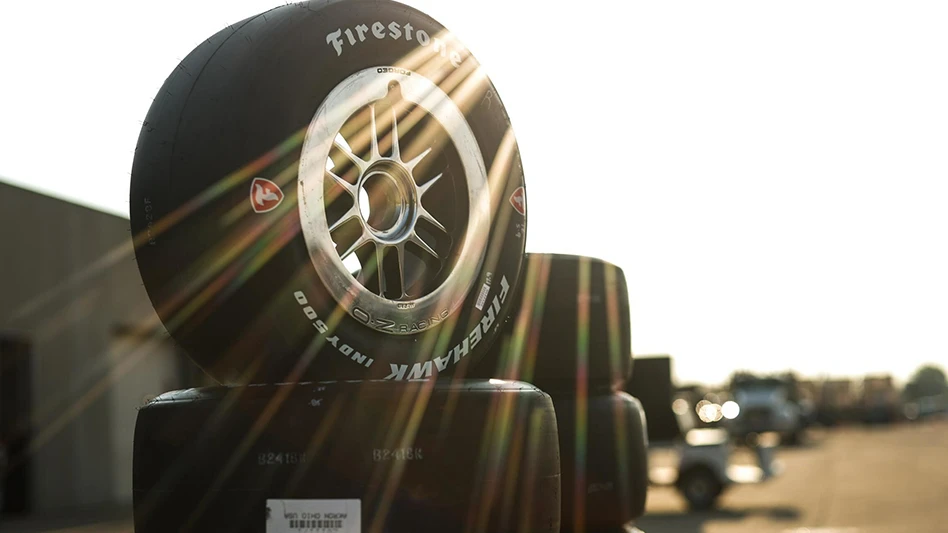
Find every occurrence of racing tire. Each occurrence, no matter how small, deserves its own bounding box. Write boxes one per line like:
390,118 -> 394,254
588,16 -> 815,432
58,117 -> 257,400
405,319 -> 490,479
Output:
468,253 -> 632,394
129,0 -> 527,385
132,380 -> 560,533
553,392 -> 649,532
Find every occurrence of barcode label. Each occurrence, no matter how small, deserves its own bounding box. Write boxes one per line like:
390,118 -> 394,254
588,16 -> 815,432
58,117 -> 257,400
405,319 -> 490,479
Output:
474,283 -> 491,310
288,519 -> 343,529
266,499 -> 360,533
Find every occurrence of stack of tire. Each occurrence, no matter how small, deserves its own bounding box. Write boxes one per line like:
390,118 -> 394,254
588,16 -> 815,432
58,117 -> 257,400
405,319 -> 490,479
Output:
468,253 -> 650,532
129,2 -> 651,533
128,1 -> 558,532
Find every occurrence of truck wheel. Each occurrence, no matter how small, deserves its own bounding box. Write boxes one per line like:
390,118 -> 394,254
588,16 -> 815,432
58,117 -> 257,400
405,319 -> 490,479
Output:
468,253 -> 632,394
132,380 -> 560,533
129,0 -> 526,384
677,467 -> 723,511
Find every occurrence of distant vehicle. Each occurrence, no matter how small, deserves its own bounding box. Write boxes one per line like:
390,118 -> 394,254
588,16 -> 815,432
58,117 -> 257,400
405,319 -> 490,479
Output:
817,378 -> 860,426
904,393 -> 948,421
861,374 -> 901,424
628,357 -> 781,510
649,394 -> 781,510
728,376 -> 805,443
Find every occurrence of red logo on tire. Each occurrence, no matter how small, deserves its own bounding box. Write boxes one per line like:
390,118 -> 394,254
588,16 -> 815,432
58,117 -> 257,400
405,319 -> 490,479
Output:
250,177 -> 284,213
509,187 -> 525,215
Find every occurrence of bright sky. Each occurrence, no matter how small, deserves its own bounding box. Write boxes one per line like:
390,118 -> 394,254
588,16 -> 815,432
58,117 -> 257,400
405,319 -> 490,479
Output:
1,1 -> 946,385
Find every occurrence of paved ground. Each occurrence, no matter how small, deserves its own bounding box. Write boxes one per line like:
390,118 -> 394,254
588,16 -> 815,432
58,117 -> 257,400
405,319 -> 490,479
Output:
0,505 -> 132,533
637,418 -> 948,533
1,418 -> 945,533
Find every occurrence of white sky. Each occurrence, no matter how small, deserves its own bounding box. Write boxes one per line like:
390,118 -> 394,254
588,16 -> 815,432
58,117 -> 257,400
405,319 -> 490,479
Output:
1,1 -> 946,385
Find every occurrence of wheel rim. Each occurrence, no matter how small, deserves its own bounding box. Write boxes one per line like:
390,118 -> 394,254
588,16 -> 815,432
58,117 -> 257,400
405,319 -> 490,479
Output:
298,67 -> 490,335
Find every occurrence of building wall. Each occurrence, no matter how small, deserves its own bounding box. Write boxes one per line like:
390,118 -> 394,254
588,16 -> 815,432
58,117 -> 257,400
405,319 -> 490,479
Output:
107,329 -> 182,505
0,181 -> 194,513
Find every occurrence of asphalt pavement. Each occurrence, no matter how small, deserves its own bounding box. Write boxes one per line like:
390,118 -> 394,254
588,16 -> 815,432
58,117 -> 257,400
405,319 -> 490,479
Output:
638,418 -> 948,533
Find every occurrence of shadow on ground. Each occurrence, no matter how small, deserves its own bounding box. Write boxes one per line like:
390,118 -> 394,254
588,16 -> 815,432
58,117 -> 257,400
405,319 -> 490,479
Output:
779,430 -> 827,450
635,505 -> 801,533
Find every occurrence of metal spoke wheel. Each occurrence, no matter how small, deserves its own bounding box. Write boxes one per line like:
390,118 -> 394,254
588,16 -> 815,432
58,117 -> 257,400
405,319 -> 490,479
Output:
299,69 -> 490,334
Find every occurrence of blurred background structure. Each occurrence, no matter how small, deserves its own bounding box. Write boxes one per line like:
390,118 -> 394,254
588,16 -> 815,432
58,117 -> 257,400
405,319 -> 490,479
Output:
0,180 -> 207,516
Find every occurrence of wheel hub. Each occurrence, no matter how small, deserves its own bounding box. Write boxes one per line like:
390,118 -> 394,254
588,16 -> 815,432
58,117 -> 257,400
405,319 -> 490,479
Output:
350,131 -> 445,255
359,162 -> 415,239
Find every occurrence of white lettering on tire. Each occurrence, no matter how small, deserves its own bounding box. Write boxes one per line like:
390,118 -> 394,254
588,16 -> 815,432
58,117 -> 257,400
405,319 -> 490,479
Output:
326,22 -> 464,67
293,275 -> 509,377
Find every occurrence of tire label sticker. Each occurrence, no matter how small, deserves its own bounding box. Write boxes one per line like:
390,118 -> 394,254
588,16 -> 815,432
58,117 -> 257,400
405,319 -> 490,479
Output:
474,282 -> 490,311
250,177 -> 284,213
509,187 -> 525,215
266,499 -> 361,533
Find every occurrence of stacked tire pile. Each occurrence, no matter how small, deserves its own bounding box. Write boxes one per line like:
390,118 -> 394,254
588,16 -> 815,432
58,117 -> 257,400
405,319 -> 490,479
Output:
469,254 -> 649,532
129,1 -> 646,532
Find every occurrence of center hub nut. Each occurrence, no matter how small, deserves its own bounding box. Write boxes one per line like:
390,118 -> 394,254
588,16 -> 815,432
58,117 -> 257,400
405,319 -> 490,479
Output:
358,161 -> 417,241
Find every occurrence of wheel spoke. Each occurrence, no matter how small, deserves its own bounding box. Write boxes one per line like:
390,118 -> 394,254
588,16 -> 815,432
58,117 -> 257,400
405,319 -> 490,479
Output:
375,243 -> 387,296
339,231 -> 371,261
329,206 -> 360,233
370,104 -> 380,159
396,242 -> 407,298
327,170 -> 357,198
417,172 -> 443,198
405,147 -> 432,172
333,138 -> 368,172
418,207 -> 446,233
410,231 -> 439,259
391,107 -> 401,161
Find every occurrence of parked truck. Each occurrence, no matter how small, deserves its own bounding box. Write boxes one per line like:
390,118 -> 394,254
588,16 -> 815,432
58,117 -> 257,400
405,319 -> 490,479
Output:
627,356 -> 781,510
727,374 -> 806,444
860,374 -> 901,424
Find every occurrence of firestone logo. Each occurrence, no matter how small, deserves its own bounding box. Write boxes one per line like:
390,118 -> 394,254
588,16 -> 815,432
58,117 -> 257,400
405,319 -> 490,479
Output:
250,177 -> 284,213
509,187 -> 525,215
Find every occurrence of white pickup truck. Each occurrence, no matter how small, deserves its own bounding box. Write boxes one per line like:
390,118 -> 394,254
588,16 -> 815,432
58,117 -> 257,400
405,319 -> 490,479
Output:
649,395 -> 782,510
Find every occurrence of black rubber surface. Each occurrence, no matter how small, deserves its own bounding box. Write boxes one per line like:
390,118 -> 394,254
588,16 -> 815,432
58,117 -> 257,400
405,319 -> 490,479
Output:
468,253 -> 632,393
552,392 -> 649,532
129,0 -> 526,385
624,355 -> 682,442
132,380 -> 559,533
